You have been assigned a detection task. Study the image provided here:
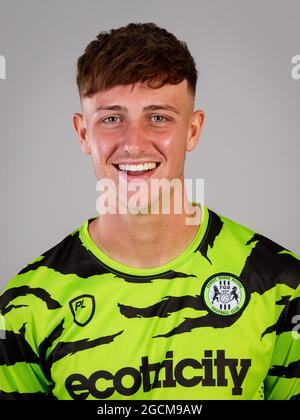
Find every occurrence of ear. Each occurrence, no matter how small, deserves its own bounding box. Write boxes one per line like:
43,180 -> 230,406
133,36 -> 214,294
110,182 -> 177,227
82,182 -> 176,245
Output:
72,112 -> 91,155
186,110 -> 205,152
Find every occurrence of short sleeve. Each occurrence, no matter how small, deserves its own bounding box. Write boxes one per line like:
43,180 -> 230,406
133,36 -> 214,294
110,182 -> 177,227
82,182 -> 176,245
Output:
264,282 -> 300,400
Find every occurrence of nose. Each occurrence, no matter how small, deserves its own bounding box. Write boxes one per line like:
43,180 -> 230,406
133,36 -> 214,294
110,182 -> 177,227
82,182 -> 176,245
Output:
122,124 -> 148,156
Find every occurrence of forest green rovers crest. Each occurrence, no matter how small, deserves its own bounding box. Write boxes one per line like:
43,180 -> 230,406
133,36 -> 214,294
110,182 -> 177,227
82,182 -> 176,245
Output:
202,273 -> 248,316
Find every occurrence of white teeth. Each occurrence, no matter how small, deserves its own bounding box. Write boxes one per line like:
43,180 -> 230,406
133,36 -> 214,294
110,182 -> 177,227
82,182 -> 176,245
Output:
117,162 -> 157,172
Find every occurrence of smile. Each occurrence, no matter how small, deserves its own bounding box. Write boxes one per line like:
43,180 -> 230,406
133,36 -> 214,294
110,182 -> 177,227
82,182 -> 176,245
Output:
112,161 -> 161,180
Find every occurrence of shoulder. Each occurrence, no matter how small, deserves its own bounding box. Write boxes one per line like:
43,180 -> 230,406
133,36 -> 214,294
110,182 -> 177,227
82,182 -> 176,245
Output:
208,206 -> 299,259
0,218 -> 109,307
0,226 -> 85,308
206,207 -> 300,293
3,227 -> 81,285
17,227 -> 87,278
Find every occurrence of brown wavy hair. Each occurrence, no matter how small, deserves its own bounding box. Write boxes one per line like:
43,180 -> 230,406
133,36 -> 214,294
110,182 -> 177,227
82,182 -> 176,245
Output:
76,22 -> 198,98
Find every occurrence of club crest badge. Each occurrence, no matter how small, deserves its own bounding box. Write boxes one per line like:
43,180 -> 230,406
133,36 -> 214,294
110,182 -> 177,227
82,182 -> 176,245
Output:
202,273 -> 248,316
69,294 -> 95,327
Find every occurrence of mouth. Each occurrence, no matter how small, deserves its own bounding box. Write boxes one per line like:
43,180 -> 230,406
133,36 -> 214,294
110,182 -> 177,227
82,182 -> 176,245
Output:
112,161 -> 161,180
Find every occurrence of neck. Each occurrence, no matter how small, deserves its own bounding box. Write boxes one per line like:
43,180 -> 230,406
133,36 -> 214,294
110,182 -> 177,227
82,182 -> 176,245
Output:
89,192 -> 201,269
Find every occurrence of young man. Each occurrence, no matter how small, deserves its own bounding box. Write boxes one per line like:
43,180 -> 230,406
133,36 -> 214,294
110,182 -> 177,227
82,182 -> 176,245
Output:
0,23 -> 299,400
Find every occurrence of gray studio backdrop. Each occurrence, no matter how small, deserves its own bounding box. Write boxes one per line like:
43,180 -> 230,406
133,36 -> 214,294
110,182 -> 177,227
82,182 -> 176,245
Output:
0,0 -> 299,289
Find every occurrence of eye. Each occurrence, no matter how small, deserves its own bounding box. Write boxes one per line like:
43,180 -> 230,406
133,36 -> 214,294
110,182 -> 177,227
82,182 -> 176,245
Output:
102,116 -> 121,124
150,115 -> 168,123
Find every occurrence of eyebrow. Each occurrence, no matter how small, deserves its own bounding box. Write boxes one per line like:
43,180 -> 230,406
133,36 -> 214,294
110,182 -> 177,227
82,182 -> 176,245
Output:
93,104 -> 180,114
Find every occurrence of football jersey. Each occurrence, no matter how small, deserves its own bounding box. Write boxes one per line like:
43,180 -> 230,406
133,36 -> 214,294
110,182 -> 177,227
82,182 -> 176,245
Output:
0,205 -> 299,400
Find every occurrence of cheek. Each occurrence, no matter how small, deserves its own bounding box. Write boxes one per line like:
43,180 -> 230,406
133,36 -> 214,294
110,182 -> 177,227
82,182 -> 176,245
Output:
89,141 -> 115,179
88,132 -> 116,163
158,131 -> 187,160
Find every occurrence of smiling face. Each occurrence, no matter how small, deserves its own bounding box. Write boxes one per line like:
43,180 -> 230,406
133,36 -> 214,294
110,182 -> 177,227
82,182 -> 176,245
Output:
73,80 -> 204,213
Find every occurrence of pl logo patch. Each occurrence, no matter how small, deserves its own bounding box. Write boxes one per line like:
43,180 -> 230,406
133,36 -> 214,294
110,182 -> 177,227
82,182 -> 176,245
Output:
202,273 -> 248,316
69,294 -> 95,326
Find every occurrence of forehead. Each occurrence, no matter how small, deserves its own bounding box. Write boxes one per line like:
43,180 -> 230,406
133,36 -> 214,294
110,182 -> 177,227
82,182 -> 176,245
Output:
82,80 -> 193,113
